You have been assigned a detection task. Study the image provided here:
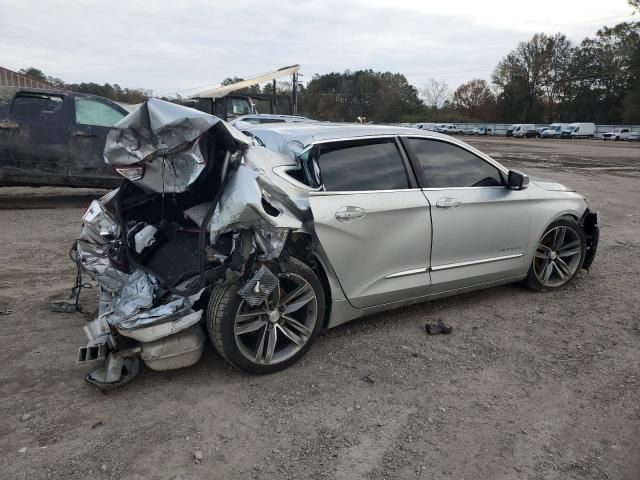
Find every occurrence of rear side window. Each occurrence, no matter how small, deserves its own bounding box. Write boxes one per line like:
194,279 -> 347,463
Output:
74,98 -> 126,127
408,138 -> 503,188
12,94 -> 64,121
318,139 -> 409,191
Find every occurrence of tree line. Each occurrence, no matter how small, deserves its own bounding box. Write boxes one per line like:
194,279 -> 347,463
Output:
299,21 -> 639,124
17,67 -> 151,104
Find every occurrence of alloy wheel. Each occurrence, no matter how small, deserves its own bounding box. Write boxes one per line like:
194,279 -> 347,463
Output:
233,272 -> 318,365
533,225 -> 582,288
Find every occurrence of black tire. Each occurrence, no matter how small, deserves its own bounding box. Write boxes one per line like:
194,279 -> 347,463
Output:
526,218 -> 586,291
206,258 -> 325,374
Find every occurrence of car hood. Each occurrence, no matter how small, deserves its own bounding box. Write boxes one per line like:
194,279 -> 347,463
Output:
531,177 -> 574,192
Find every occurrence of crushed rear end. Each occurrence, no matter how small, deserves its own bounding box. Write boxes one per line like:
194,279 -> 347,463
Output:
73,99 -> 309,389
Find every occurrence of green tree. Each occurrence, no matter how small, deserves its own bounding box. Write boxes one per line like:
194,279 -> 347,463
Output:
299,70 -> 422,122
18,67 -> 47,82
568,22 -> 640,122
17,67 -> 152,103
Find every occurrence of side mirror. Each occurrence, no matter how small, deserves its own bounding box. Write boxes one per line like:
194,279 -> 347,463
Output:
507,170 -> 529,190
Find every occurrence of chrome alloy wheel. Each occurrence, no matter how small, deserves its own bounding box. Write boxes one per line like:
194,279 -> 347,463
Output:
533,225 -> 582,288
233,272 -> 318,365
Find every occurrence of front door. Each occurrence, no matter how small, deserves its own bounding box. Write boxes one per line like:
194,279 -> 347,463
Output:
402,137 -> 531,292
308,137 -> 432,308
68,96 -> 127,187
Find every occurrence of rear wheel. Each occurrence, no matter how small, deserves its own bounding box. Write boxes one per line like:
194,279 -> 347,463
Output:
206,258 -> 325,374
526,219 -> 586,291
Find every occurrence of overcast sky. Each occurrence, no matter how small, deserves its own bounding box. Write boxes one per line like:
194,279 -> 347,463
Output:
0,0 -> 636,96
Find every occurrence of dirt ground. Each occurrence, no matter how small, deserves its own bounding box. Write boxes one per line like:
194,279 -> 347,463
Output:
1,138 -> 639,480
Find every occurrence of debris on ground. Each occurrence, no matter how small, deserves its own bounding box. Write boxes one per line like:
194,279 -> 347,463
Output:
362,374 -> 376,384
194,448 -> 203,464
20,413 -> 32,422
425,319 -> 453,335
50,299 -> 79,313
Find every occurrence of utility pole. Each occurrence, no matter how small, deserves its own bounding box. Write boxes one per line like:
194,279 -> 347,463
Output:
292,72 -> 298,115
273,79 -> 277,109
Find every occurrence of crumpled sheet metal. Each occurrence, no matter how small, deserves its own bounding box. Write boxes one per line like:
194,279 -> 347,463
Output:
116,309 -> 203,342
103,98 -> 250,193
93,266 -> 204,333
77,237 -> 203,334
76,240 -> 129,293
208,163 -> 302,259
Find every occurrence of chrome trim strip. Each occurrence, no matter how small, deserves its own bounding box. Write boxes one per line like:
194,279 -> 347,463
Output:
385,267 -> 429,279
422,186 -> 505,191
311,134 -> 399,145
431,253 -> 523,271
309,188 -> 422,196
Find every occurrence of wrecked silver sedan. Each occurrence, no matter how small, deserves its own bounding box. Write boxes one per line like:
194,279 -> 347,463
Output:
74,99 -> 599,388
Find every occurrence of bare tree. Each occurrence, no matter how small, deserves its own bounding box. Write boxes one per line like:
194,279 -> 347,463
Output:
630,0 -> 639,13
420,78 -> 450,109
452,79 -> 496,120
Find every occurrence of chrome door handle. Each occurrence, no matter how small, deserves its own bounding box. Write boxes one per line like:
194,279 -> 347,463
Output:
436,197 -> 461,209
335,206 -> 366,222
72,131 -> 96,138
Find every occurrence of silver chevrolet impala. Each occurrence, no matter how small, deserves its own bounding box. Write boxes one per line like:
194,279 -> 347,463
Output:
75,100 -> 599,387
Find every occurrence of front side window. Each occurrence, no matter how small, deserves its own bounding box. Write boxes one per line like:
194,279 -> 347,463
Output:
12,94 -> 64,121
317,139 -> 409,192
74,98 -> 125,127
407,138 -> 503,188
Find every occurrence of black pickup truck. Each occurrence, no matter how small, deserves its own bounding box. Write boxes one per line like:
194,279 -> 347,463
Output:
0,87 -> 130,188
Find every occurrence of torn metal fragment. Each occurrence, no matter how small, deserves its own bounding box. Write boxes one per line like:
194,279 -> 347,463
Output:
133,224 -> 158,253
238,265 -> 279,307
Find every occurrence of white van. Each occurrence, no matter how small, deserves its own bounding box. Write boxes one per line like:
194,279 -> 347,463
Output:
561,123 -> 595,139
512,124 -> 535,138
541,123 -> 570,138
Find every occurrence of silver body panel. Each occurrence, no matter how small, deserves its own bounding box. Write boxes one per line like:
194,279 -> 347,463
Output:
246,123 -> 589,329
309,189 -> 431,308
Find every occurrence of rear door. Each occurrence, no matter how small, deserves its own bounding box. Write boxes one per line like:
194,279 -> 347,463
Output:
402,137 -> 531,293
308,137 -> 432,308
3,92 -> 70,185
68,96 -> 127,187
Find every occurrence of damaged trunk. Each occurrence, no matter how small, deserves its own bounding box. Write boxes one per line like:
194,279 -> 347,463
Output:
74,99 -> 306,388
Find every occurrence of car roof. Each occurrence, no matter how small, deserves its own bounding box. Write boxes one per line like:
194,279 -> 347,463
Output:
245,122 -> 468,159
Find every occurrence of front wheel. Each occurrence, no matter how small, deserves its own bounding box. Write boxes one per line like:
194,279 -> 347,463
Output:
526,219 -> 586,291
206,258 -> 325,374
